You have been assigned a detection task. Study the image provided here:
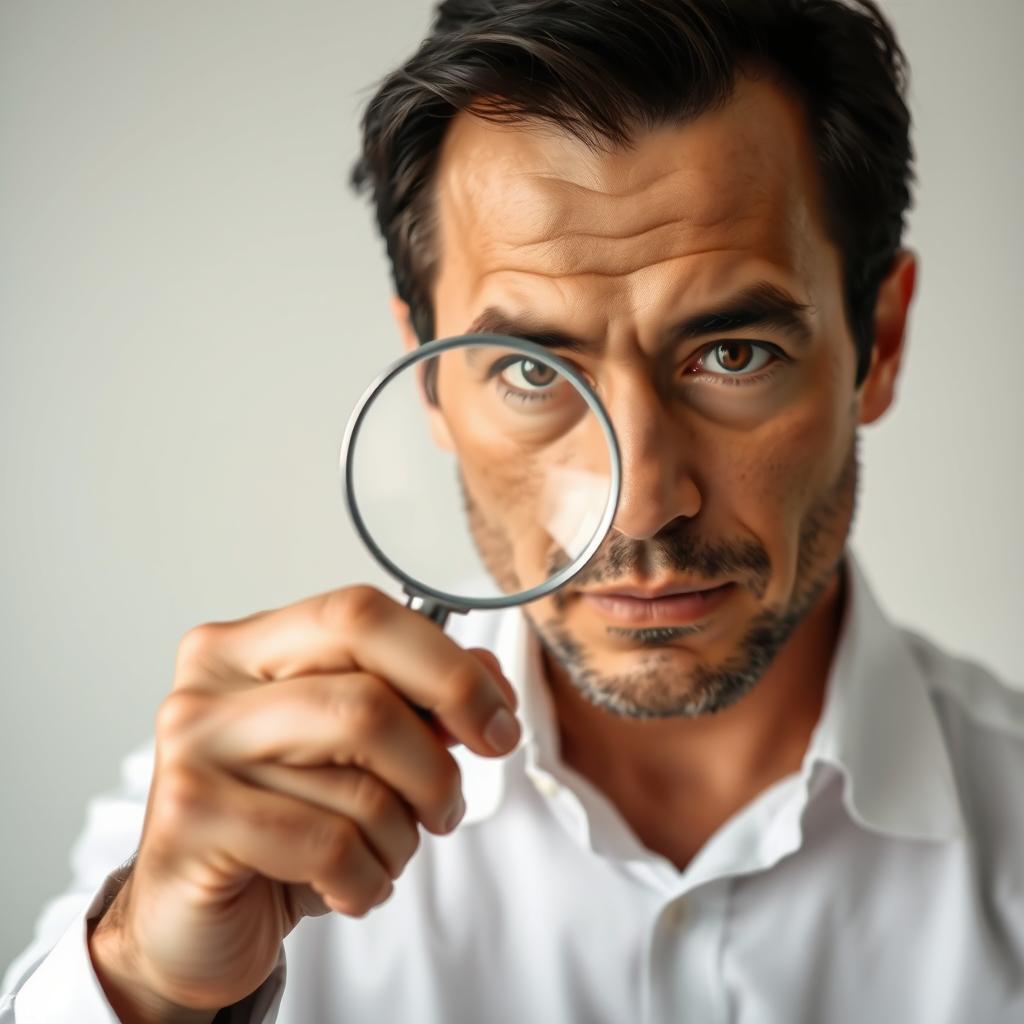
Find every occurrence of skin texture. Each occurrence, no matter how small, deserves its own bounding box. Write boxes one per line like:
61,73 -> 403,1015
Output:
85,73 -> 914,1023
395,73 -> 916,867
88,593 -> 521,1023
427,344 -> 609,594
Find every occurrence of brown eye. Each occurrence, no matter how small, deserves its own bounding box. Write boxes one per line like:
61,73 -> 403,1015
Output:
500,358 -> 560,391
692,341 -> 775,378
715,342 -> 754,372
520,360 -> 557,387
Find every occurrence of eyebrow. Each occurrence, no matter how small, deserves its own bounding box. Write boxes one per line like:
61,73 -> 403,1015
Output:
670,282 -> 813,348
466,281 -> 814,353
466,309 -> 591,353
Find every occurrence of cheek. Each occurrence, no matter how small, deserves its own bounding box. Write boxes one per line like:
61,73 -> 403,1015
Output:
461,444 -> 538,519
447,402 -> 610,578
454,435 -> 559,585
446,399 -> 541,516
712,360 -> 854,548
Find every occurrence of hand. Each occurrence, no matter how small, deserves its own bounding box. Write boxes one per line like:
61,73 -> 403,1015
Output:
88,586 -> 520,1022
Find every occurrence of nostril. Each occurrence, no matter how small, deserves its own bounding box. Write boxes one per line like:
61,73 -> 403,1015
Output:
613,477 -> 702,540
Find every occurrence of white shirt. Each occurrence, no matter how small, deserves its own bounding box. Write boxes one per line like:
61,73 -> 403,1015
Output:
4,556 -> 1024,1023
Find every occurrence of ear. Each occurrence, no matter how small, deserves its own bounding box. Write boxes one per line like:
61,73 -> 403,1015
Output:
857,249 -> 918,426
389,295 -> 420,354
388,295 -> 455,451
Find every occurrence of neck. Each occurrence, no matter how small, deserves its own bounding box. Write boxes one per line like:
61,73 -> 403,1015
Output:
542,564 -> 847,869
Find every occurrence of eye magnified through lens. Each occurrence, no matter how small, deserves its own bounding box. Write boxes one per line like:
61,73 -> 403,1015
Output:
340,334 -> 622,626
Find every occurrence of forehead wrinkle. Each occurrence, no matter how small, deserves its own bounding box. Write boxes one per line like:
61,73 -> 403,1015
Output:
466,167 -> 771,255
439,144 -> 772,263
437,84 -> 805,258
476,188 -> 783,278
520,166 -> 749,237
528,216 -> 776,279
434,77 -> 833,329
442,163 -> 790,281
472,244 -> 757,282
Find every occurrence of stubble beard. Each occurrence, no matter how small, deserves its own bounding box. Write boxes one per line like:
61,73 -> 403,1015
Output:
462,434 -> 860,720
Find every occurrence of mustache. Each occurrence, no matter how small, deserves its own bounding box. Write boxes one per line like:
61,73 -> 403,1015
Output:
551,519 -> 772,599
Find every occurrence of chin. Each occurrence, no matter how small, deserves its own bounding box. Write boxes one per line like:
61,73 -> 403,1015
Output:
564,648 -> 751,720
533,581 -> 811,720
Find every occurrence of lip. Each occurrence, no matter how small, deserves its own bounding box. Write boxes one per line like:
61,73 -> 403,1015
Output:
580,581 -> 735,626
582,580 -> 728,600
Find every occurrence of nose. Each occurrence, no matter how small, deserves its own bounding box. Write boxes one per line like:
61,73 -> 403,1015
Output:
606,380 -> 702,541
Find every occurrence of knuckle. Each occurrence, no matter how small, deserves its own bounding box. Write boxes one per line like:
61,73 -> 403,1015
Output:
323,586 -> 389,634
350,771 -> 394,825
174,623 -> 225,676
330,678 -> 395,741
241,801 -> 297,840
151,767 -> 210,833
306,815 -> 358,874
155,689 -> 212,754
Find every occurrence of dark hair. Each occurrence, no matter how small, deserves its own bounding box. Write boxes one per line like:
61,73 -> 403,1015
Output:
352,0 -> 913,383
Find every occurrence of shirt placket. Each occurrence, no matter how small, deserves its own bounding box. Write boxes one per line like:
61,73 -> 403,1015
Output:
640,882 -> 731,1024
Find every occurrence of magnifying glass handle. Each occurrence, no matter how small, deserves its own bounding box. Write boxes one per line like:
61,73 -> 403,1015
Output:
404,592 -> 454,630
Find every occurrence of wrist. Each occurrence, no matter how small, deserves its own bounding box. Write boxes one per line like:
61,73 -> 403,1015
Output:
88,894 -> 216,1024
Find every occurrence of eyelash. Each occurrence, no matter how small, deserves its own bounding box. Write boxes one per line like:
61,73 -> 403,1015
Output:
682,341 -> 789,386
499,385 -> 551,405
487,344 -> 787,402
488,357 -> 558,404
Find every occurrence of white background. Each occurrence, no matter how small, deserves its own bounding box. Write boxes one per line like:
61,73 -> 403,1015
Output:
2,0 -> 1021,971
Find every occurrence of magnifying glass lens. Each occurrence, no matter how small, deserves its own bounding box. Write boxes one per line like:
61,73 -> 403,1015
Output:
346,339 -> 616,607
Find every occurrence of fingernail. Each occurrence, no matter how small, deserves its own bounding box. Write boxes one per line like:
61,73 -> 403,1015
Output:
444,792 -> 466,833
502,674 -> 519,711
483,707 -> 521,754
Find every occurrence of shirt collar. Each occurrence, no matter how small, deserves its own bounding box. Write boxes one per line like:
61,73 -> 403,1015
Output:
453,553 -> 965,844
802,555 -> 964,842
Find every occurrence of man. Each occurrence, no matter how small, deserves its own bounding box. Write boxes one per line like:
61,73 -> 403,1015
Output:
3,0 -> 1022,1021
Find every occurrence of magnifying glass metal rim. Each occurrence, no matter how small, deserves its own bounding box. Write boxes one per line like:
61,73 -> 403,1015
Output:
340,332 -> 621,613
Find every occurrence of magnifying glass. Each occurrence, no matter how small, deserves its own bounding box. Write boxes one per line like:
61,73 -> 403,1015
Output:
340,333 -> 621,628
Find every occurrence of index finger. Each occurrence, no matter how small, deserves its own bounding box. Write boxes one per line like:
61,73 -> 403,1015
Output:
182,586 -> 522,758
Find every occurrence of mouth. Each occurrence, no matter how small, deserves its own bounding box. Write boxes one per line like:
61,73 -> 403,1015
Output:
579,581 -> 736,626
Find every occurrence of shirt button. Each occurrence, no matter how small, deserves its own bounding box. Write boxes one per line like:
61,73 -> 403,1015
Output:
528,771 -> 561,799
665,900 -> 688,928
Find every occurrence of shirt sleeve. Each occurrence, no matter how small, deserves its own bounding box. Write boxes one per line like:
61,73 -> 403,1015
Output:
0,743 -> 286,1023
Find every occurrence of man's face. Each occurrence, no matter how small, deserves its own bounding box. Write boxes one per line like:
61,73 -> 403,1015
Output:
425,77 -> 881,717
